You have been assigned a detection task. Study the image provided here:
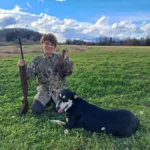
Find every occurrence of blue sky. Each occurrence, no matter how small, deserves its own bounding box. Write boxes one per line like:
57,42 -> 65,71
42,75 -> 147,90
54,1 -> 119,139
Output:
0,0 -> 150,42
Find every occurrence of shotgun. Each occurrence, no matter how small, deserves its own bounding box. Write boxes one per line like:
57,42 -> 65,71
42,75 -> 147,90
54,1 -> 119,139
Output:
18,38 -> 28,116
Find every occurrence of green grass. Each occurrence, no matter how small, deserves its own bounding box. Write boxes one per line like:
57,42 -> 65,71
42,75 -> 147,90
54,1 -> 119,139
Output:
0,46 -> 150,150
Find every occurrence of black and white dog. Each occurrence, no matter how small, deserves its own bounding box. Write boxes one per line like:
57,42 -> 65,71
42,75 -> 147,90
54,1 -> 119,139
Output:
52,89 -> 139,137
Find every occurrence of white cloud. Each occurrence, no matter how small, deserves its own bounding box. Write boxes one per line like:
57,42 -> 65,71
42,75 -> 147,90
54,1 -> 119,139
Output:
26,2 -> 32,8
0,6 -> 150,42
12,5 -> 22,12
95,16 -> 108,25
0,5 -> 39,29
0,14 -> 17,28
141,23 -> 150,35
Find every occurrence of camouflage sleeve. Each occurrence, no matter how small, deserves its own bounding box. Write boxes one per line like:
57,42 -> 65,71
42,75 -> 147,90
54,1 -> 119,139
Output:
26,56 -> 38,79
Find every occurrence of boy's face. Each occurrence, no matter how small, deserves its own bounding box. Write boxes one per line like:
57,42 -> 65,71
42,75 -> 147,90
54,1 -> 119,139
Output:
43,40 -> 55,56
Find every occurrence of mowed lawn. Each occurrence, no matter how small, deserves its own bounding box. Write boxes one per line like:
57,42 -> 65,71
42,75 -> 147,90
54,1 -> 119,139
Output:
0,45 -> 150,150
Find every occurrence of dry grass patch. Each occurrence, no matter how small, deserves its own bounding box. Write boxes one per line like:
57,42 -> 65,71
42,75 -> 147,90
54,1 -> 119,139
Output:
0,45 -> 42,58
71,45 -> 89,52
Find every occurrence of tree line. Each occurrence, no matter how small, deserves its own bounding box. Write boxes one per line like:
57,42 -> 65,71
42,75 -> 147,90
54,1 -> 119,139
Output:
65,36 -> 150,46
0,28 -> 150,46
0,28 -> 42,45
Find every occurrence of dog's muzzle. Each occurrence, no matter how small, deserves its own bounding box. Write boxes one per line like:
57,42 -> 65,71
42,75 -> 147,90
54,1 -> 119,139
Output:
56,104 -> 68,114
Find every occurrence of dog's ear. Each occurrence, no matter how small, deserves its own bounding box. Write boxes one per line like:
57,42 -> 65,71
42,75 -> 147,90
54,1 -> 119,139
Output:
67,90 -> 79,99
73,94 -> 79,99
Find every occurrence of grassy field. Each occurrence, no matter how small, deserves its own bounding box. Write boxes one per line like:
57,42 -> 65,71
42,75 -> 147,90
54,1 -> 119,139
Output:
0,45 -> 150,150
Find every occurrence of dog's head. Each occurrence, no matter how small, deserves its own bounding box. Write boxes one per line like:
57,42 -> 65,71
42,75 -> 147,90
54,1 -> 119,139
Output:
56,89 -> 78,114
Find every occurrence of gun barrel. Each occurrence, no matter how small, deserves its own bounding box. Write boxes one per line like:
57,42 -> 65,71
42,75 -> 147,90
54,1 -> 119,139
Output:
19,37 -> 24,60
18,37 -> 28,116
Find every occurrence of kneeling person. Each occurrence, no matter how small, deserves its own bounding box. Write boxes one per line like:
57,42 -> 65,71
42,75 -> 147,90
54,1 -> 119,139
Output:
18,33 -> 73,114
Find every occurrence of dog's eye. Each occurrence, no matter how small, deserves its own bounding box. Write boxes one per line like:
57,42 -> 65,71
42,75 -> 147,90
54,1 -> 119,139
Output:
63,98 -> 68,102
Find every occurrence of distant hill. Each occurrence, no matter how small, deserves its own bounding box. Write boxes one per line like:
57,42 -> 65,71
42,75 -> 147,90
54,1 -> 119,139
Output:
0,28 -> 42,44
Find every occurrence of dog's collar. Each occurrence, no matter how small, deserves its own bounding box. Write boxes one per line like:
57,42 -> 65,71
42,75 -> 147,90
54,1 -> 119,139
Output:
64,104 -> 68,112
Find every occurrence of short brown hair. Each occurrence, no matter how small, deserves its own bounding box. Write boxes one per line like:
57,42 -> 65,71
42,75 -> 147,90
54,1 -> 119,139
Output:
40,33 -> 57,47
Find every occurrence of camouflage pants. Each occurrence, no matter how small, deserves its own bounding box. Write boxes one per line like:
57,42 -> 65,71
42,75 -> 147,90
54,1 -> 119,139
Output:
34,85 -> 62,106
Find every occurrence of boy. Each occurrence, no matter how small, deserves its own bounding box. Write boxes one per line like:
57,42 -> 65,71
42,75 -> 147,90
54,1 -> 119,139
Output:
18,33 -> 73,114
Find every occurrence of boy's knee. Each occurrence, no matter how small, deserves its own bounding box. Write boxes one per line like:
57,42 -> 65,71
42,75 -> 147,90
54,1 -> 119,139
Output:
32,100 -> 45,114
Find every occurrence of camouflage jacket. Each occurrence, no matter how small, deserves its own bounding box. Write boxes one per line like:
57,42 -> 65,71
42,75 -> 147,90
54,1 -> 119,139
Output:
26,52 -> 73,92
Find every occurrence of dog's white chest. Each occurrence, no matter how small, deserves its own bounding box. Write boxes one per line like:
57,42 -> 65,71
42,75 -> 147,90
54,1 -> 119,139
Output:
101,127 -> 106,131
66,117 -> 69,122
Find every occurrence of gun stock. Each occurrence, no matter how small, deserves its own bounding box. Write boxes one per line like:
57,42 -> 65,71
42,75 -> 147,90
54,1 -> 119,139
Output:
18,38 -> 28,116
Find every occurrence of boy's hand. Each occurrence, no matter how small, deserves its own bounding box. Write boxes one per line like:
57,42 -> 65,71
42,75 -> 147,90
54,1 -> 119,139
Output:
18,60 -> 26,66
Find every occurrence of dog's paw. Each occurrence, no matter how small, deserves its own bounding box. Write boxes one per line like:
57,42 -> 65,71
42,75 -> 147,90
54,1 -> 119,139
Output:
50,120 -> 57,123
50,120 -> 65,126
64,129 -> 69,134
